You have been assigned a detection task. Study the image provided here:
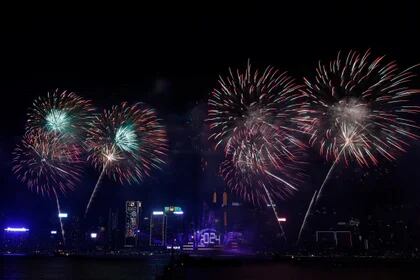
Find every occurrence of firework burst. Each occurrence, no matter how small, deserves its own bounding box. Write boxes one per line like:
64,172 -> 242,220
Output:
297,49 -> 420,243
13,129 -> 84,245
207,62 -> 306,151
209,62 -> 307,199
208,62 -> 308,239
301,49 -> 420,167
12,129 -> 84,196
84,102 -> 168,214
220,124 -> 305,206
26,89 -> 95,142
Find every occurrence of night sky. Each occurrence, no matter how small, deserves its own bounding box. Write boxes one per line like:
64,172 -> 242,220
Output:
1,3 -> 420,235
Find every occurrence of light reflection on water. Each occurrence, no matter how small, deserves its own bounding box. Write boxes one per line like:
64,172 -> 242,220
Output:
1,256 -> 419,280
1,255 -> 169,280
185,260 -> 419,280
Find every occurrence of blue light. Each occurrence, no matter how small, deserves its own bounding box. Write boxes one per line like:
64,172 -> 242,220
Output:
90,233 -> 97,239
152,211 -> 164,215
173,211 -> 184,215
58,213 -> 68,218
4,227 -> 29,232
50,230 -> 57,234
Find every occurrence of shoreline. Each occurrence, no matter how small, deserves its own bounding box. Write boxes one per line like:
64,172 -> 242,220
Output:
2,252 -> 420,264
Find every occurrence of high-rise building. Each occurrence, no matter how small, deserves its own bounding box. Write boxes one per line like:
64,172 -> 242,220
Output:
149,211 -> 166,247
316,230 -> 353,251
67,215 -> 82,250
165,206 -> 184,246
125,201 -> 141,247
108,208 -> 120,249
138,215 -> 150,247
149,206 -> 185,248
201,192 -> 222,231
222,191 -> 228,233
2,227 -> 30,252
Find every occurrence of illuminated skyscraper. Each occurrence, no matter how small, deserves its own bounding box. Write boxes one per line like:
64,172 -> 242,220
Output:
149,211 -> 166,247
2,227 -> 30,252
125,201 -> 141,247
222,191 -> 228,233
165,206 -> 184,247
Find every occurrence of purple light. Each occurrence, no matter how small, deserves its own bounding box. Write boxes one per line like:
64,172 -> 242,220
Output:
277,217 -> 287,222
50,230 -> 57,235
4,227 -> 29,232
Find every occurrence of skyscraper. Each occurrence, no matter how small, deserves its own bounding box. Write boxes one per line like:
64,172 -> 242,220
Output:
165,206 -> 184,247
108,208 -> 120,249
149,211 -> 166,247
125,201 -> 141,247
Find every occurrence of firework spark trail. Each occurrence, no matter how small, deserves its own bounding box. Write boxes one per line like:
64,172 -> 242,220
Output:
53,188 -> 66,245
265,170 -> 298,191
262,183 -> 286,240
84,163 -> 107,216
315,122 -> 370,202
297,190 -> 317,244
298,130 -> 355,244
315,144 -> 347,202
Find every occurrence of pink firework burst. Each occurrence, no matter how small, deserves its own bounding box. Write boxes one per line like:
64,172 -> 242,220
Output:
220,124 -> 306,205
12,129 -> 84,196
301,49 -> 420,167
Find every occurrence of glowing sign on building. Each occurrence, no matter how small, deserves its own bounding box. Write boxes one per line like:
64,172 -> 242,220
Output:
164,206 -> 182,214
125,201 -> 141,247
199,230 -> 220,245
195,228 -> 223,251
4,227 -> 29,232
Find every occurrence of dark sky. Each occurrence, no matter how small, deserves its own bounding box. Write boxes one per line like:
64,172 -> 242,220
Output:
1,3 -> 420,234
